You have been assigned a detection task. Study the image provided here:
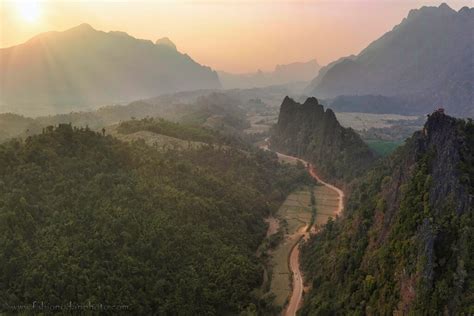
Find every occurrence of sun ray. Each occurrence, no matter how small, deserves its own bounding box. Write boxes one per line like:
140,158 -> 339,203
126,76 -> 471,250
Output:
16,0 -> 42,24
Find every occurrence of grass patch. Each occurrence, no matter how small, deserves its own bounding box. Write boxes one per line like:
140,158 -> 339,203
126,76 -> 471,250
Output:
108,125 -> 205,151
269,188 -> 312,307
365,139 -> 403,156
117,117 -> 221,143
313,184 -> 339,225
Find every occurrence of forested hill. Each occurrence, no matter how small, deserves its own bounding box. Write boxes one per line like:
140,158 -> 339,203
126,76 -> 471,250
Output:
0,124 -> 311,314
270,96 -> 376,184
300,111 -> 474,314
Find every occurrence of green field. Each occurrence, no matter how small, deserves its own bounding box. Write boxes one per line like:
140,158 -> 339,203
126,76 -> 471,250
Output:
365,139 -> 403,156
108,124 -> 206,150
313,184 -> 339,226
269,188 -> 312,307
268,182 -> 341,307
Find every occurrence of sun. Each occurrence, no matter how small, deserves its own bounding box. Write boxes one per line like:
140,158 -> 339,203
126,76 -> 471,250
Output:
16,0 -> 43,24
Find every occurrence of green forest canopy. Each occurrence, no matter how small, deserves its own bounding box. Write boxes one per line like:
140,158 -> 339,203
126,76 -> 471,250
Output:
0,123 -> 311,314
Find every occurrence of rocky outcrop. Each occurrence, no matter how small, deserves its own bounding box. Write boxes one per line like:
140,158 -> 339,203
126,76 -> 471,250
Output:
419,111 -> 471,214
300,110 -> 474,314
155,37 -> 177,51
270,96 -> 376,184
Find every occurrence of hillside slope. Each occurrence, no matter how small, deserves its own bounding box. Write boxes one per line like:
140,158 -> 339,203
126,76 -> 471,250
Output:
0,24 -> 221,115
270,96 -> 376,183
0,124 -> 312,314
301,111 -> 474,314
306,4 -> 473,117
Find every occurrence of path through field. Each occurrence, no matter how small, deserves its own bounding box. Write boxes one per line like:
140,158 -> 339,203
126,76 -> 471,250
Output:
261,139 -> 344,316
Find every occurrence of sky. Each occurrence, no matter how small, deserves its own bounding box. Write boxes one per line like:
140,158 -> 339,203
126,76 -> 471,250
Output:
0,0 -> 471,73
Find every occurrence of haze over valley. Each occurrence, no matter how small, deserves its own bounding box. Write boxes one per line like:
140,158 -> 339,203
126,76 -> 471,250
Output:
0,1 -> 472,315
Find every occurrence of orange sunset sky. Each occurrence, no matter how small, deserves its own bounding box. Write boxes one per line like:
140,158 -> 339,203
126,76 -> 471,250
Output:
1,0 -> 472,73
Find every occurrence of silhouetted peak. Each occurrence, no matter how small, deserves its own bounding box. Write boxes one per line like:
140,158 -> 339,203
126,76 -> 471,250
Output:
110,30 -> 132,38
407,3 -> 456,20
324,108 -> 337,121
438,3 -> 452,11
282,96 -> 296,105
155,37 -> 177,50
71,23 -> 95,32
274,59 -> 320,71
303,97 -> 319,106
425,108 -> 455,130
459,6 -> 472,14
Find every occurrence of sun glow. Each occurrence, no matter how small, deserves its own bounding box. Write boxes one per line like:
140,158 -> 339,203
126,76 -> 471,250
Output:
15,0 -> 43,24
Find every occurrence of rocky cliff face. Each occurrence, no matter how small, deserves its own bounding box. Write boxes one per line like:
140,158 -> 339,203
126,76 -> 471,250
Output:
300,111 -> 473,314
420,111 -> 471,214
270,96 -> 375,183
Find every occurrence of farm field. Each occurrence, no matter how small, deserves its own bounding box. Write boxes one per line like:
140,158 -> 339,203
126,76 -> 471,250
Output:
268,182 -> 340,308
269,188 -> 312,307
335,112 -> 420,130
313,184 -> 339,226
246,111 -> 422,143
244,114 -> 277,134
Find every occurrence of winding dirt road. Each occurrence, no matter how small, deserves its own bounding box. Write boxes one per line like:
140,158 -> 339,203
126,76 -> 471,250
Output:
307,165 -> 344,215
261,139 -> 344,316
285,230 -> 305,316
284,160 -> 344,316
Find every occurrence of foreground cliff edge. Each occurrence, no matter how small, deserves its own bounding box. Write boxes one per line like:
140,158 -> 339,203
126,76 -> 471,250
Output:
299,110 -> 473,314
269,96 -> 472,314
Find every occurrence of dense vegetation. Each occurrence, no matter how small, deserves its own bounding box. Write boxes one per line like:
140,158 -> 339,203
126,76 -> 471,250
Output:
300,113 -> 474,314
0,124 -> 311,314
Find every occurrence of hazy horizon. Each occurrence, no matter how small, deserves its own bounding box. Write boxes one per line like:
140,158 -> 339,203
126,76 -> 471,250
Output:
0,1 -> 473,315
1,0 -> 472,73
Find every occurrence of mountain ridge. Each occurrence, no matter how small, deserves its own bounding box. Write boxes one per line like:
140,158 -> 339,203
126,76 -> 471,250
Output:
218,59 -> 320,89
306,3 -> 473,117
0,24 -> 221,115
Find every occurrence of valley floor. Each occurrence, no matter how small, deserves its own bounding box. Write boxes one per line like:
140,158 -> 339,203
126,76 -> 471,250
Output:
262,145 -> 344,315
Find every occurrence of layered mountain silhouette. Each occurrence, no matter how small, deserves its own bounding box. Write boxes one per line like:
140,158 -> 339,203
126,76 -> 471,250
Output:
306,4 -> 473,117
218,59 -> 320,89
0,24 -> 221,114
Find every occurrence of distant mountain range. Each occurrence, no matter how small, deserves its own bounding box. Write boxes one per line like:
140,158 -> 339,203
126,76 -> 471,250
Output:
219,59 -> 321,89
306,4 -> 473,117
0,24 -> 221,115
